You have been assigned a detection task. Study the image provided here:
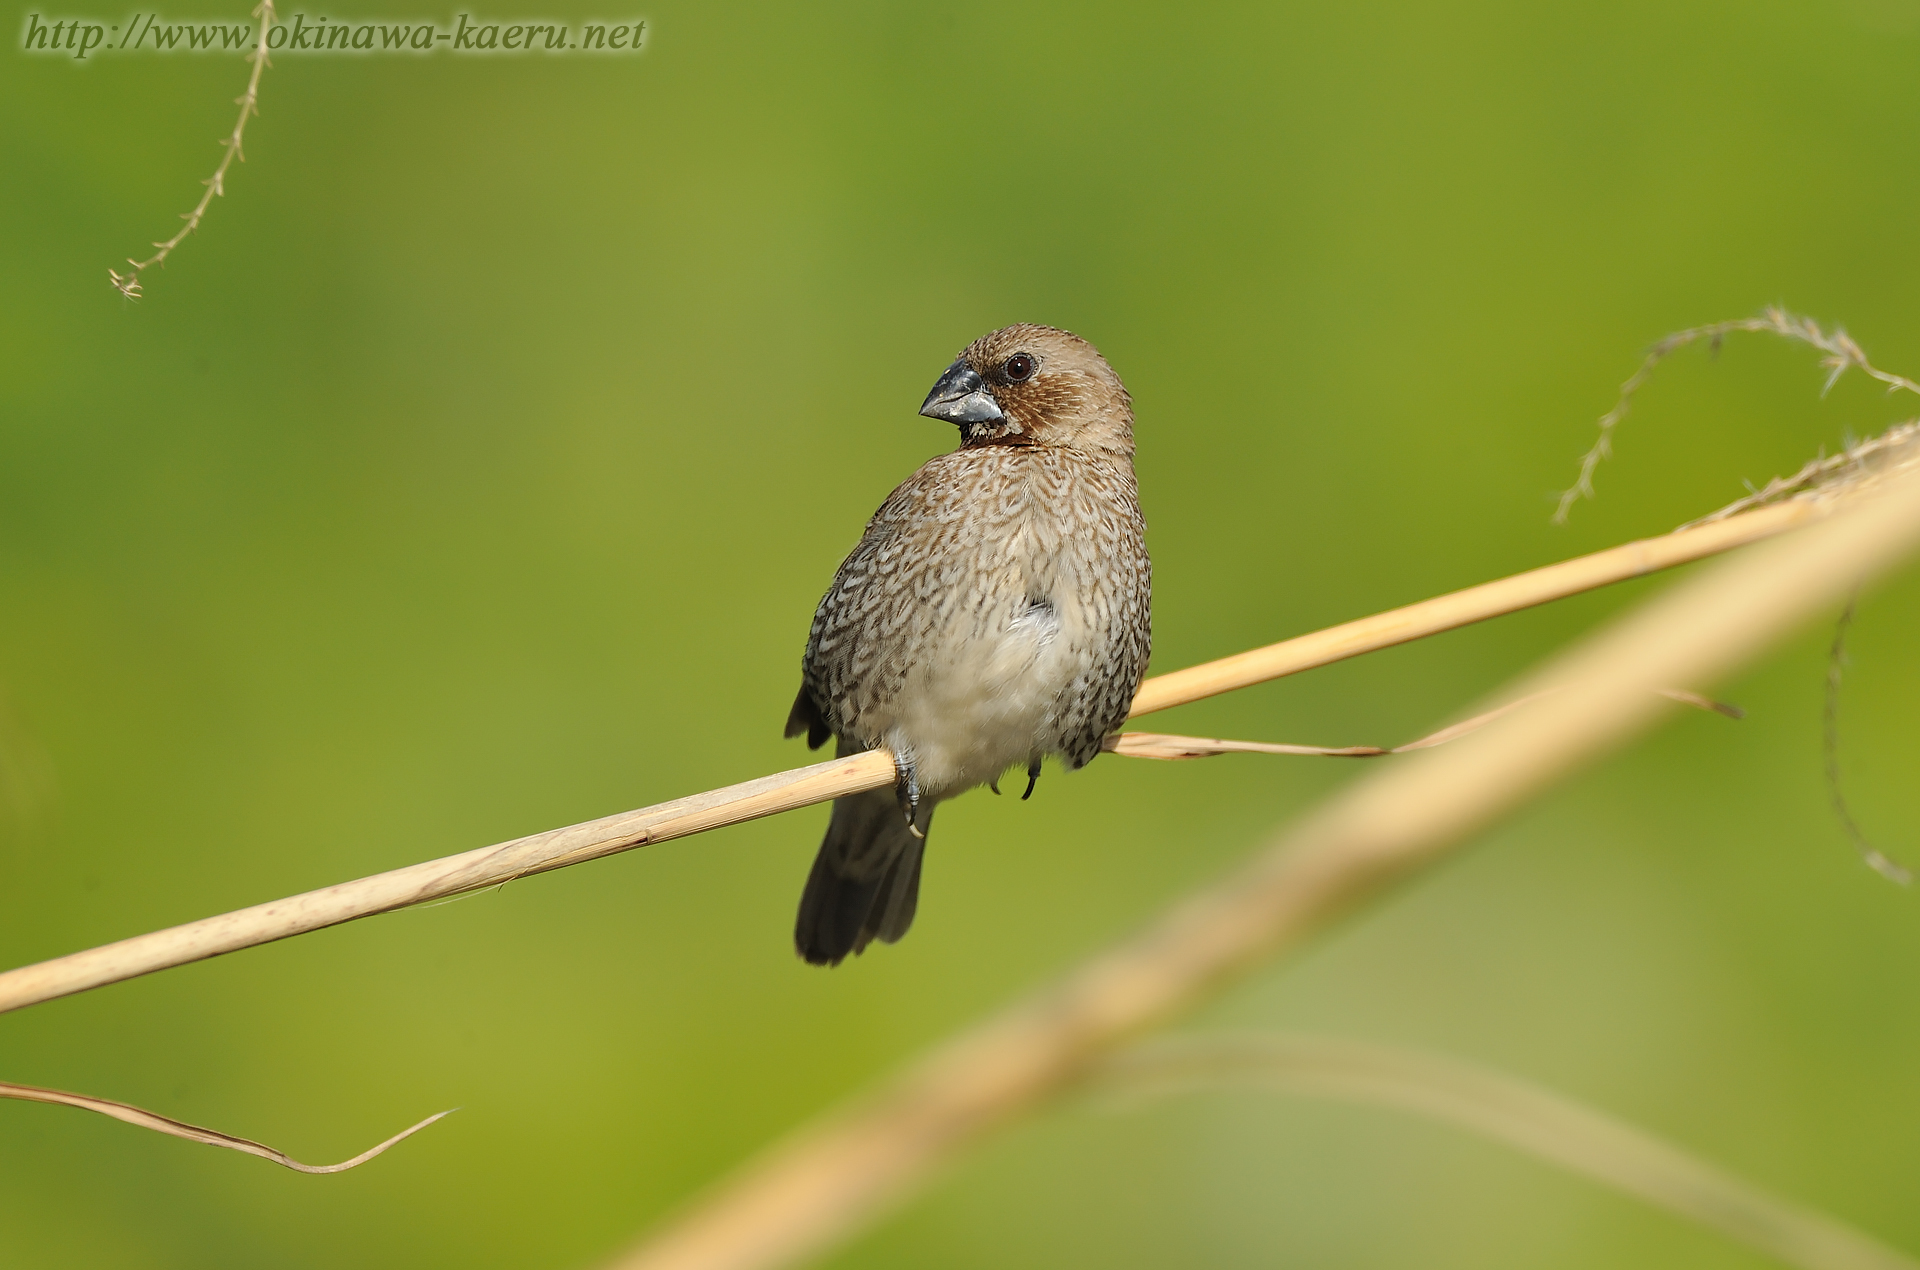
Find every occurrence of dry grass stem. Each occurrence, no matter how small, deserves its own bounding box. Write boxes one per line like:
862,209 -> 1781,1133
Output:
1,1079 -> 451,1173
1108,687 -> 1739,760
1098,1034 -> 1918,1270
0,750 -> 896,1015
109,0 -> 275,299
1109,731 -> 1414,759
1555,308 -> 1920,523
0,493 -> 1837,1019
604,456 -> 1920,1270
1107,692 -> 1557,760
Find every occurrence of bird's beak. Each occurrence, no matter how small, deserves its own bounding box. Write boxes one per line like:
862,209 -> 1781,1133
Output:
918,359 -> 1005,426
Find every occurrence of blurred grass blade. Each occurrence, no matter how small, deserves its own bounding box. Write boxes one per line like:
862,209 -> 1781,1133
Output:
1,1080 -> 453,1174
1105,1037 -> 1912,1268
1098,1034 -> 1917,1270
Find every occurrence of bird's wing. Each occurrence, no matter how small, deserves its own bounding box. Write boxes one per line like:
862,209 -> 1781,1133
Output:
783,681 -> 832,749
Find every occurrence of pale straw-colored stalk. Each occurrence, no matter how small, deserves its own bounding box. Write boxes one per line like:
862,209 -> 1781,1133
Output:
0,496 -> 1823,1018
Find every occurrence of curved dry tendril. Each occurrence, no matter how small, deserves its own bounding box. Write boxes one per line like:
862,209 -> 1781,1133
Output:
1,1079 -> 452,1173
1824,601 -> 1911,885
1554,308 -> 1920,524
108,0 -> 276,299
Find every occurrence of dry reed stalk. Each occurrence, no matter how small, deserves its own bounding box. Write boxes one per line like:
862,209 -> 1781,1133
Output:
603,457 -> 1920,1270
0,750 -> 895,1015
0,496 -> 1830,1019
109,0 -> 276,299
1098,1035 -> 1918,1270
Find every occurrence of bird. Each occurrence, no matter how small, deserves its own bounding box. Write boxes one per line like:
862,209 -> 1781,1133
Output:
784,323 -> 1152,966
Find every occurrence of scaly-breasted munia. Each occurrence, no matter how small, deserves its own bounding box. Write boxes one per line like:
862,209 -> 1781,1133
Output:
785,324 -> 1151,965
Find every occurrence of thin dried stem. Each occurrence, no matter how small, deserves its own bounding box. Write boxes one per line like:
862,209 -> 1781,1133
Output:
109,0 -> 275,299
1108,687 -> 1737,760
605,458 -> 1920,1270
0,496 -> 1828,1018
1107,691 -> 1560,760
1097,1034 -> 1918,1270
2,1079 -> 451,1174
1824,600 -> 1911,883
1555,308 -> 1920,523
0,750 -> 896,1016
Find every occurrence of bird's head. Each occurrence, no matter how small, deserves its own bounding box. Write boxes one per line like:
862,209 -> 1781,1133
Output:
918,324 -> 1134,456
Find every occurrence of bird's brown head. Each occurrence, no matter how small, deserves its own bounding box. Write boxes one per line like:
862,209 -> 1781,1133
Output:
918,324 -> 1134,456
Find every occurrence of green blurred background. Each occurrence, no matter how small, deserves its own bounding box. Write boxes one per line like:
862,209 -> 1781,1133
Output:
6,0 -> 1920,1265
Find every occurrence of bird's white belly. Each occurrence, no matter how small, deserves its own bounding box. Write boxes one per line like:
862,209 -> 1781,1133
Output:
884,593 -> 1086,796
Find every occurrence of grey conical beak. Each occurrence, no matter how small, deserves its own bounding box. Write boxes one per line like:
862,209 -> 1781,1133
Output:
918,359 -> 1005,426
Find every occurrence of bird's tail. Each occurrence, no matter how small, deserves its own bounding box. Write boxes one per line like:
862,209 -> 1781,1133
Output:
795,786 -> 934,966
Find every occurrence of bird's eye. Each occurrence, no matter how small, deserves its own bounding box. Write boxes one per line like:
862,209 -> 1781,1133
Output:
1004,353 -> 1036,382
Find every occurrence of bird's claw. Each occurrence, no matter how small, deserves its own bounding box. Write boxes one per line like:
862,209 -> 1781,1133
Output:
898,761 -> 925,836
1021,759 -> 1040,801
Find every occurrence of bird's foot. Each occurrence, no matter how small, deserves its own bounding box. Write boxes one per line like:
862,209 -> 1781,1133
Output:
1021,758 -> 1041,801
897,762 -> 926,838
